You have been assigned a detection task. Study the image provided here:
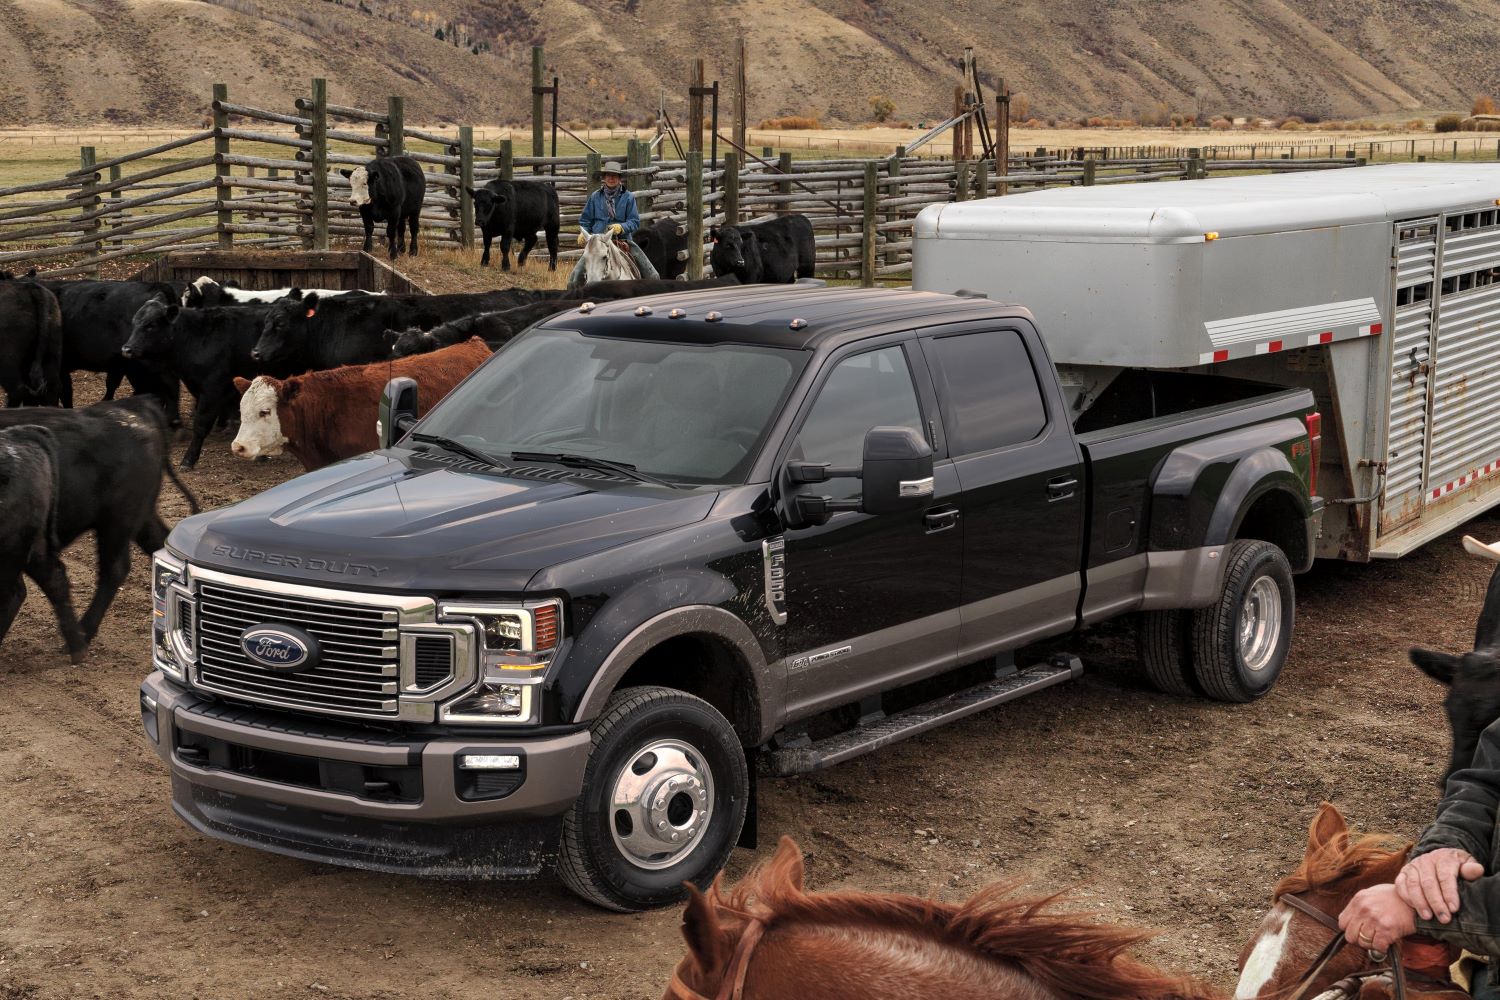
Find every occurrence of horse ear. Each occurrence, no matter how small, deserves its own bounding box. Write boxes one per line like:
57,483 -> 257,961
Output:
1307,802 -> 1348,855
771,836 -> 805,893
680,883 -> 729,974
1411,648 -> 1459,686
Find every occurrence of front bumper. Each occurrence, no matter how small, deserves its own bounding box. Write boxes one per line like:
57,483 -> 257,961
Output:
140,672 -> 591,878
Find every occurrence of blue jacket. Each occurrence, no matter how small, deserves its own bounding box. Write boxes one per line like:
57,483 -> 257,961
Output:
579,186 -> 641,237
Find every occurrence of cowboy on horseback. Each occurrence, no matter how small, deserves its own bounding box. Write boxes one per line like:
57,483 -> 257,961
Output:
567,161 -> 659,288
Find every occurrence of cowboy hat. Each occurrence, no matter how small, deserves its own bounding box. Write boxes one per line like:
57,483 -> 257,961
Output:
591,161 -> 626,181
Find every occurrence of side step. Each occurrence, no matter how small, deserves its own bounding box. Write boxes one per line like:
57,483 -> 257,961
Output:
766,655 -> 1083,777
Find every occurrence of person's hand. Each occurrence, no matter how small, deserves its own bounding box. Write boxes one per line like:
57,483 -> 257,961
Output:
607,223 -> 623,237
1395,848 -> 1485,923
575,230 -> 589,248
1338,884 -> 1417,954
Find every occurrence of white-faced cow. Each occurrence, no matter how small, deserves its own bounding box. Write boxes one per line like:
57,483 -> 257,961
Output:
710,214 -> 816,284
340,155 -> 426,259
466,179 -> 561,270
232,337 -> 491,470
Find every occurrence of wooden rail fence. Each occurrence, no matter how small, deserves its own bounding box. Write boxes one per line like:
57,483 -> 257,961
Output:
0,80 -> 1370,283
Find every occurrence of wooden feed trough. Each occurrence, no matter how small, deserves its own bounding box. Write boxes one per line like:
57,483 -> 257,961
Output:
133,249 -> 429,294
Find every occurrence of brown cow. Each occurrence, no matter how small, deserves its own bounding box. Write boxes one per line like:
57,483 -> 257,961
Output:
231,336 -> 490,470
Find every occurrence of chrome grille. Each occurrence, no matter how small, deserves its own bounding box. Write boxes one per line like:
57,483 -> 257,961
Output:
194,580 -> 401,719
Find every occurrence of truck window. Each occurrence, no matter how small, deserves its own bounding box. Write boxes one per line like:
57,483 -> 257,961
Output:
791,345 -> 924,499
923,330 -> 1046,455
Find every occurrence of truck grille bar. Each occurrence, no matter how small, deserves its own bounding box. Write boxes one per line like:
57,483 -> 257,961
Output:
194,580 -> 407,719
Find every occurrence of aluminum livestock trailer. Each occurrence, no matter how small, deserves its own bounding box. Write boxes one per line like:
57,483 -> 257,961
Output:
913,163 -> 1500,561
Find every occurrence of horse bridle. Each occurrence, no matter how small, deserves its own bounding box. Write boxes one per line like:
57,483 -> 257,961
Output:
666,913 -> 769,1000
1279,893 -> 1411,1000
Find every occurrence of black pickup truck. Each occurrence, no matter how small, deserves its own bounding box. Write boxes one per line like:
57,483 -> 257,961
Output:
141,286 -> 1322,910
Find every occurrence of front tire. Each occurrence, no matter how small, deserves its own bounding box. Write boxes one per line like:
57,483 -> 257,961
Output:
1189,540 -> 1295,702
557,686 -> 747,911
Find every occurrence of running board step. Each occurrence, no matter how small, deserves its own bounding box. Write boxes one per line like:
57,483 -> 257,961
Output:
766,656 -> 1082,777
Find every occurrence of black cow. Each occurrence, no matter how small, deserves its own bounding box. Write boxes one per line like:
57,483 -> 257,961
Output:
386,300 -> 588,357
467,179 -> 561,270
632,217 -> 691,281
254,288 -> 546,371
1411,535 -> 1500,785
124,298 -> 286,468
0,280 -> 63,406
341,155 -> 426,259
35,279 -> 185,420
0,396 -> 199,653
0,425 -> 84,661
709,215 -> 816,284
576,276 -> 742,301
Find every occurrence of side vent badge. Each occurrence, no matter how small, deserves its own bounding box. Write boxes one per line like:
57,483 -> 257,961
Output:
762,537 -> 787,626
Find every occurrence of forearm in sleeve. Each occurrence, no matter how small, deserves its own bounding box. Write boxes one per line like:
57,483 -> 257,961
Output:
1416,876 -> 1500,955
1414,722 -> 1500,863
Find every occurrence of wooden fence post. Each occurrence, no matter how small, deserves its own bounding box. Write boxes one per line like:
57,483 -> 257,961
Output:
109,165 -> 122,250
310,78 -> 329,251
499,139 -> 514,181
861,160 -> 877,288
387,96 -> 405,157
686,151 -> 704,279
885,152 -> 901,266
733,38 -> 748,155
213,83 -> 233,248
996,79 -> 1010,196
1187,147 -> 1203,180
586,152 -> 602,196
632,141 -> 655,216
79,147 -> 100,277
1081,157 -> 1096,186
458,125 -> 474,249
689,58 -> 706,155
955,160 -> 972,202
722,150 -> 739,225
975,159 -> 989,198
531,46 -> 546,166
777,151 -> 793,215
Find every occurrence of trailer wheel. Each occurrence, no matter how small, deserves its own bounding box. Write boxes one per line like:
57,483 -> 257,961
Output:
1135,610 -> 1200,697
557,686 -> 747,912
1189,540 -> 1295,702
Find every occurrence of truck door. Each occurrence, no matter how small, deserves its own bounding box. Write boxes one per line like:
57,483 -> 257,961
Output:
918,325 -> 1085,662
779,339 -> 963,718
1380,217 -> 1438,534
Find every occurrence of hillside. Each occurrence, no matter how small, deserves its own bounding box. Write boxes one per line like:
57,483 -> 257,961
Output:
1,0 -> 1498,127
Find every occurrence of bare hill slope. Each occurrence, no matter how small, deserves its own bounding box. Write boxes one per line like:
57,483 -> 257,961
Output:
2,0 -> 1498,127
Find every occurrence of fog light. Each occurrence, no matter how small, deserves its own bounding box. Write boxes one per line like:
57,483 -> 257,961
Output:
459,754 -> 521,770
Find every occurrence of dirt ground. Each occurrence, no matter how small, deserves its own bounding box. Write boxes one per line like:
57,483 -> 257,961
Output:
0,364 -> 1488,1000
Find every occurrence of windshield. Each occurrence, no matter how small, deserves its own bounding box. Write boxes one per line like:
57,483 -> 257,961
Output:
414,328 -> 808,485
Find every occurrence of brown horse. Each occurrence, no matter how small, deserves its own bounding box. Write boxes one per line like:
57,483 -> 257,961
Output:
1233,803 -> 1464,1000
664,836 -> 1218,1000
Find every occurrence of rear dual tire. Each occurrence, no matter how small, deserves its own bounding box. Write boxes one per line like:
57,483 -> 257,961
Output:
1136,539 -> 1294,703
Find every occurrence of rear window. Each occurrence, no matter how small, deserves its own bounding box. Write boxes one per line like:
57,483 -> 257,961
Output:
922,330 -> 1046,455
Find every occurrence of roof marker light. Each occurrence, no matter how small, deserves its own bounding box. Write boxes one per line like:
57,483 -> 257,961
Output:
669,308 -> 686,319
578,302 -> 595,313
1204,232 -> 1220,241
634,305 -> 653,316
789,318 -> 808,330
705,311 -> 723,322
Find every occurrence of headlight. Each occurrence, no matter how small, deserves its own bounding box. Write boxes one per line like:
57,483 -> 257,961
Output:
151,551 -> 189,683
437,600 -> 561,725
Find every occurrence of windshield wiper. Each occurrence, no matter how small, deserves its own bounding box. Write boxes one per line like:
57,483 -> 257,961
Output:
410,433 -> 506,470
508,451 -> 681,489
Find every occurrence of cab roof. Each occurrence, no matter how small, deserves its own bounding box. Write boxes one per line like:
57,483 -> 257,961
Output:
537,284 -> 1024,350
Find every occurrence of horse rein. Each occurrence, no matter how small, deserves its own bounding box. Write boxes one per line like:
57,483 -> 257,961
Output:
667,913 -> 769,1000
1279,893 -> 1410,1000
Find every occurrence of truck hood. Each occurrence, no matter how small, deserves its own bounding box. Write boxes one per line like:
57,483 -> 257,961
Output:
169,450 -> 719,593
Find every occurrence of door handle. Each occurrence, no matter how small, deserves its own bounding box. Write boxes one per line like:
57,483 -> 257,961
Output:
924,507 -> 960,533
1047,476 -> 1079,501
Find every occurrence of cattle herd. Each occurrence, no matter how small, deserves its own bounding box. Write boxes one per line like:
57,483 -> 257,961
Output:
0,197 -> 818,662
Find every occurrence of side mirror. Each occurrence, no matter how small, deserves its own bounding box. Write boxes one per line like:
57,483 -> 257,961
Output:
378,376 -> 419,449
781,426 -> 933,527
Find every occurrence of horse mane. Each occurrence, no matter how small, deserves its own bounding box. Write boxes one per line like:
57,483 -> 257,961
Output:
711,843 -> 1218,1000
1272,828 -> 1412,901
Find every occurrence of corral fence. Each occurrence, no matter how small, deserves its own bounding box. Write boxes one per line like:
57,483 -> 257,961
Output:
0,81 -> 1372,283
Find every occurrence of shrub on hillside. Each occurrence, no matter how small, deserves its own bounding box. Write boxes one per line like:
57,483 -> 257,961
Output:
1210,118 -> 1232,130
1474,95 -> 1497,115
868,95 -> 895,123
1406,119 -> 1426,130
1435,115 -> 1463,133
758,116 -> 821,130
1278,116 -> 1304,130
1085,116 -> 1107,128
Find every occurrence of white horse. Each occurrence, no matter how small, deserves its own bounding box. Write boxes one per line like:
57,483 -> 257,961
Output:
580,232 -> 640,285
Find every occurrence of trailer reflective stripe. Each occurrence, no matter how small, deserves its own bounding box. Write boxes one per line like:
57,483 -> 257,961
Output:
1431,462 -> 1500,500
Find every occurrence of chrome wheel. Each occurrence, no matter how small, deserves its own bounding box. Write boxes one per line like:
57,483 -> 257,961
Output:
608,739 -> 715,871
1239,575 -> 1282,674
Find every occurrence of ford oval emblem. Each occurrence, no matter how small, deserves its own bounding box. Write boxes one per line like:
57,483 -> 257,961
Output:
240,625 -> 319,673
